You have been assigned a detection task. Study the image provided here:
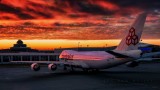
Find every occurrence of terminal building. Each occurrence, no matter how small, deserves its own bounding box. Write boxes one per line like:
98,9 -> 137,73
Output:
0,40 -> 59,63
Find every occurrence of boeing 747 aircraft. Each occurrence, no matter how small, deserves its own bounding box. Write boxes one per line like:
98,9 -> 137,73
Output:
12,12 -> 155,72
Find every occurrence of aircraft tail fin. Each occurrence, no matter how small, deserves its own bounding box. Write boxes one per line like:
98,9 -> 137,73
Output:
115,12 -> 147,51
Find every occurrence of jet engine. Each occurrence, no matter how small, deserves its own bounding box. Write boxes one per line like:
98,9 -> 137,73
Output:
126,61 -> 139,68
31,63 -> 40,71
48,64 -> 57,71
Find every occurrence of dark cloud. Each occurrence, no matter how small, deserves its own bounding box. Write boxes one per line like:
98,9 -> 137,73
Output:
77,2 -> 113,15
23,22 -> 35,26
26,2 -> 54,18
0,0 -> 127,20
0,3 -> 20,13
1,0 -> 160,20
108,0 -> 160,9
0,3 -> 34,19
53,22 -> 106,28
68,14 -> 88,18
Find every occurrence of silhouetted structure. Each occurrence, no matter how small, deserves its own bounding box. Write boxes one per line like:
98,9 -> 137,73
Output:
10,39 -> 33,52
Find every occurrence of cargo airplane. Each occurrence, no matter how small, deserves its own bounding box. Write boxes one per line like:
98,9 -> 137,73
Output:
12,12 -> 156,72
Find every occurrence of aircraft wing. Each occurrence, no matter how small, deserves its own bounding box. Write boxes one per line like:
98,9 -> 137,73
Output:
137,58 -> 160,62
141,51 -> 160,58
10,60 -> 89,68
137,51 -> 160,62
10,61 -> 73,65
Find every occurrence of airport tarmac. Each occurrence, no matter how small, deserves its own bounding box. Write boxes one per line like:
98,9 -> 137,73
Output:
0,62 -> 160,90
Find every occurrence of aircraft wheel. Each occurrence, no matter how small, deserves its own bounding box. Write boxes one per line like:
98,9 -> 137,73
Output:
71,65 -> 74,71
63,65 -> 67,70
93,69 -> 99,72
82,68 -> 89,72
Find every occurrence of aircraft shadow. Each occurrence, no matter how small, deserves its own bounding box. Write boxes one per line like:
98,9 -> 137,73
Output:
10,70 -> 160,83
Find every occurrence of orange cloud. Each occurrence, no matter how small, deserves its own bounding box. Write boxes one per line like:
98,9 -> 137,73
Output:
1,0 -> 28,8
0,12 -> 18,20
91,0 -> 119,11
0,0 -> 160,40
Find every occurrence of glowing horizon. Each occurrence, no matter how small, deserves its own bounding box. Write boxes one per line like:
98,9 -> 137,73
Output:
0,39 -> 159,50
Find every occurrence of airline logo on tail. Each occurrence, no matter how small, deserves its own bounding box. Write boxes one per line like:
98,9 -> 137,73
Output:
115,12 -> 147,51
126,27 -> 138,46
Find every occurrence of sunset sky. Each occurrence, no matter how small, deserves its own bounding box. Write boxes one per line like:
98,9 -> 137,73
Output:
0,0 -> 160,50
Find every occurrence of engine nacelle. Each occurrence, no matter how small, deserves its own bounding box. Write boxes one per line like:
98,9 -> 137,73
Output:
126,61 -> 139,68
31,63 -> 40,71
48,64 -> 57,71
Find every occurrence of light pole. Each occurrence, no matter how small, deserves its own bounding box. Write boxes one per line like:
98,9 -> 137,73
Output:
78,42 -> 80,51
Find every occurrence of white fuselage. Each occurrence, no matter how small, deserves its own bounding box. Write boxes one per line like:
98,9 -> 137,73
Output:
59,50 -> 132,69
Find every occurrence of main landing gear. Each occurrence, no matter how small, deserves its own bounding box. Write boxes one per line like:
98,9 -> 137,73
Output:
63,65 -> 75,72
82,68 -> 99,73
63,65 -> 100,73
